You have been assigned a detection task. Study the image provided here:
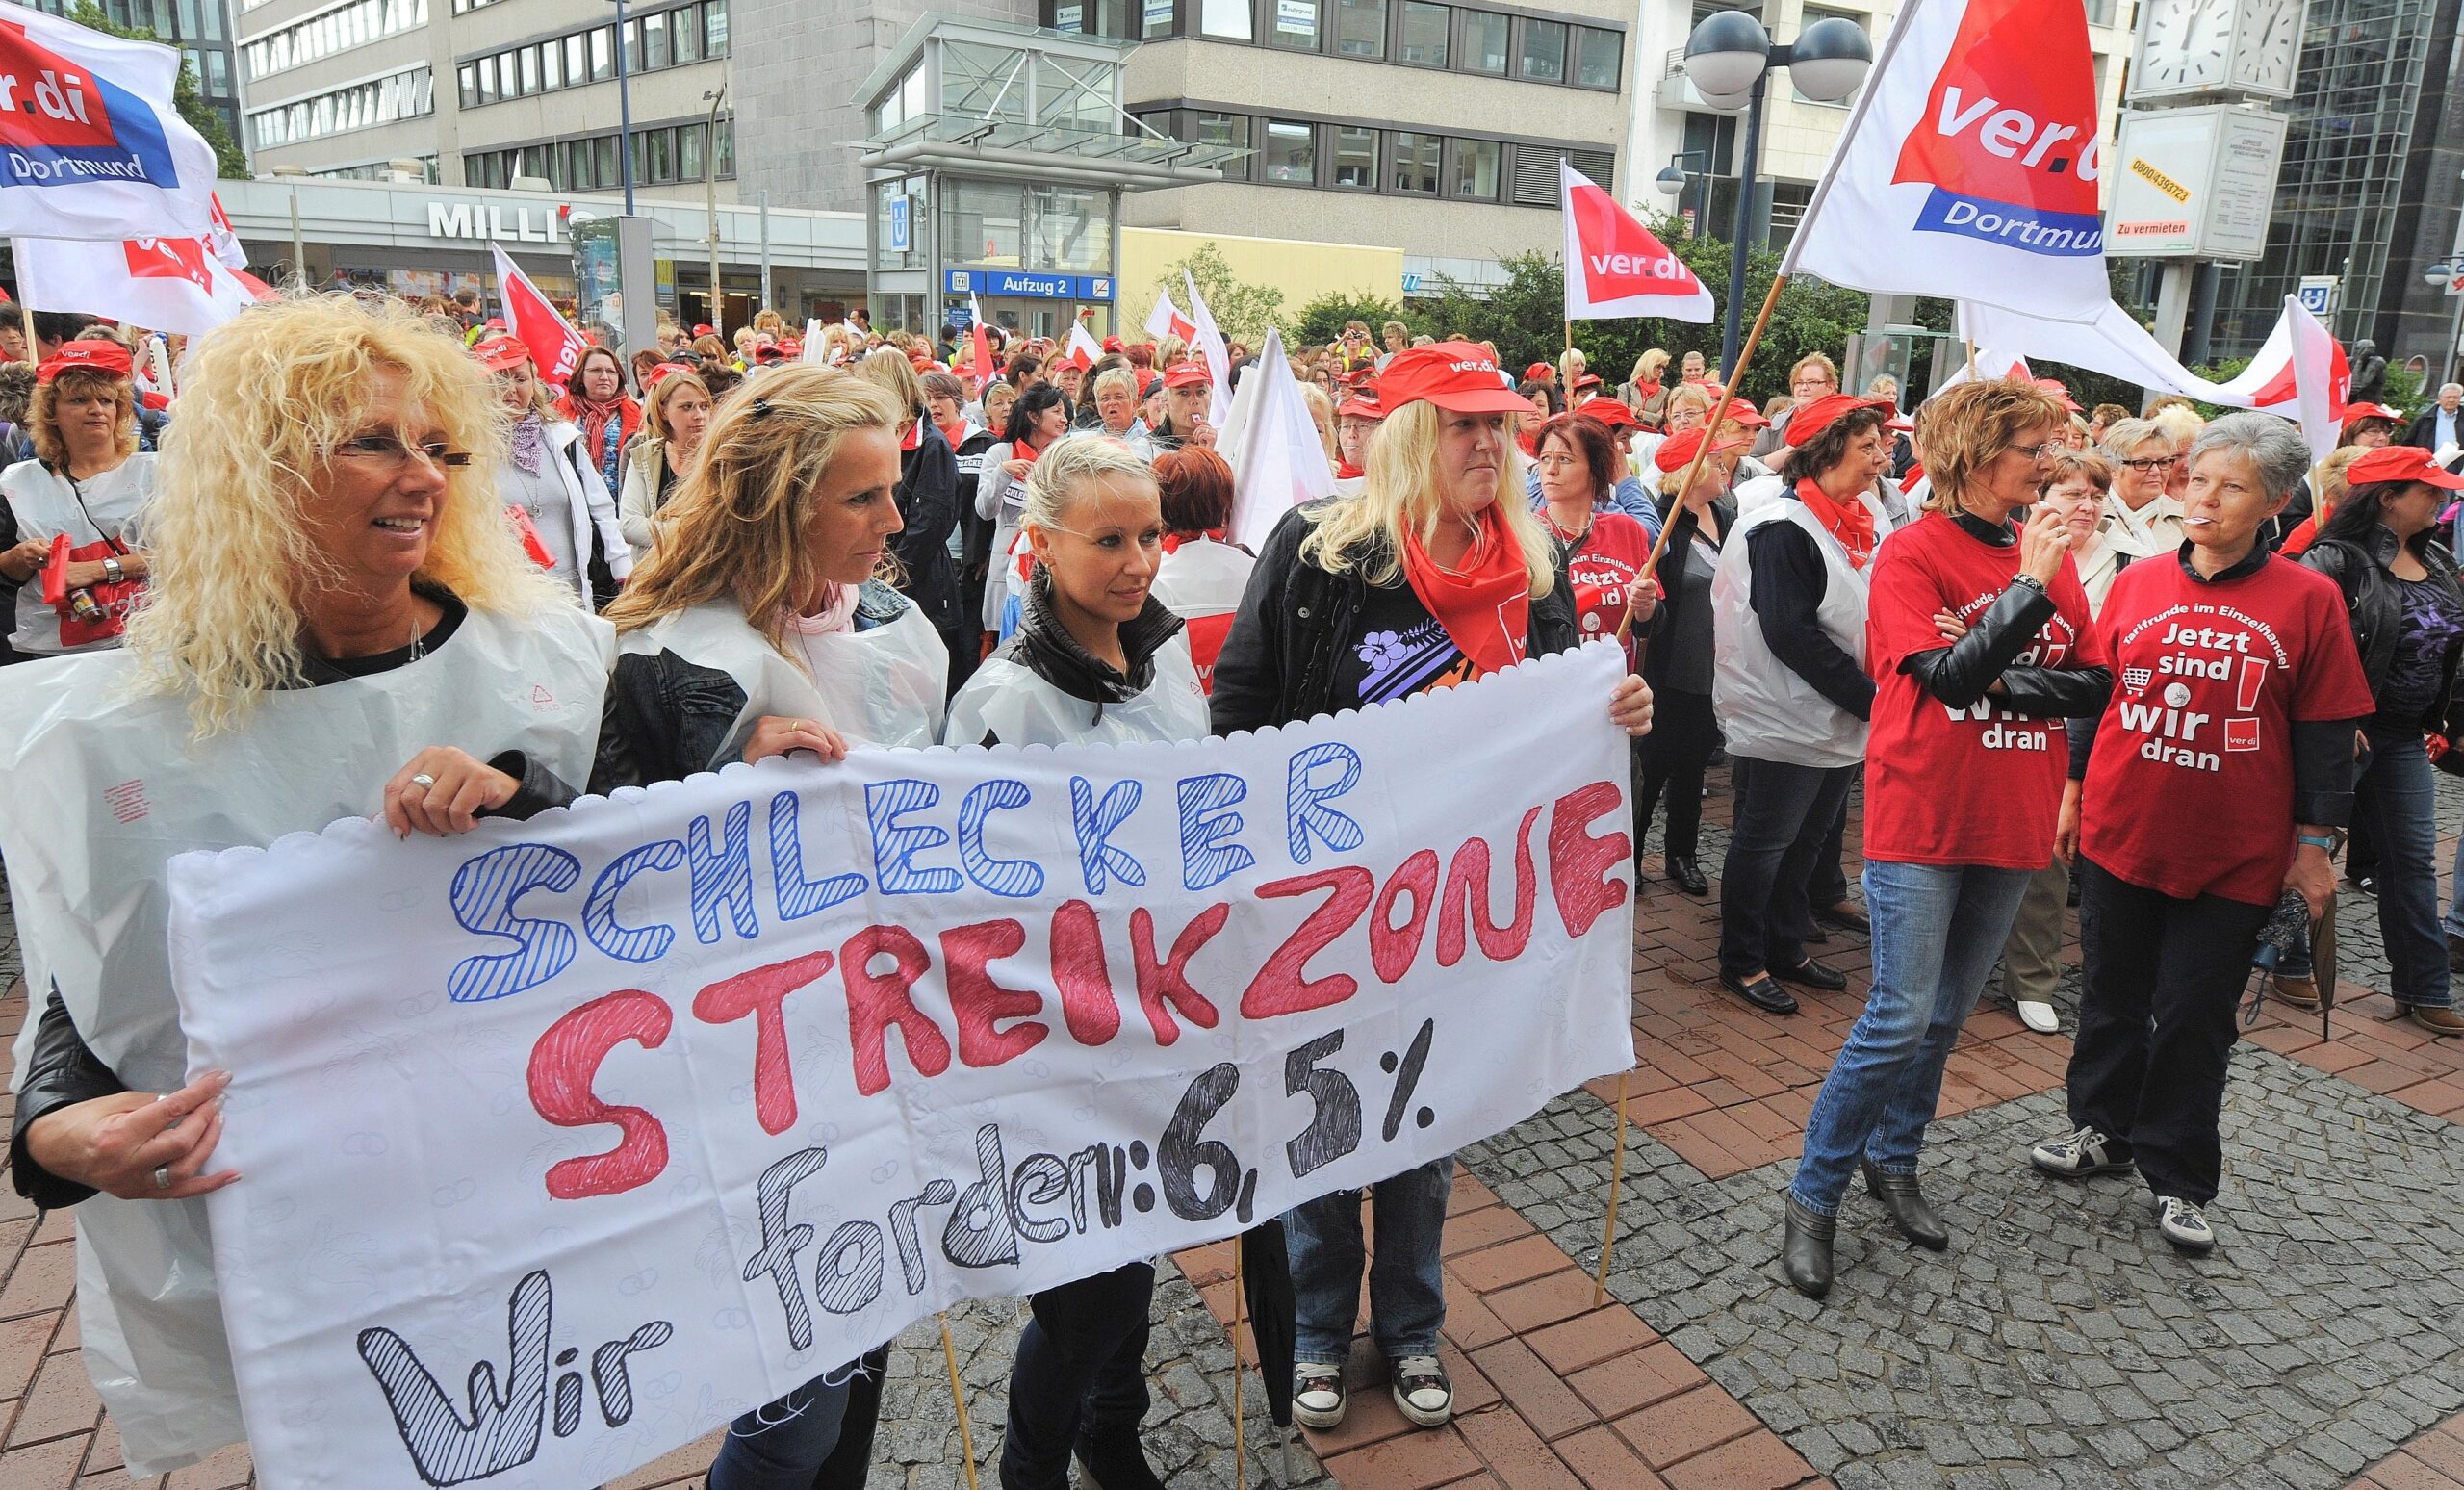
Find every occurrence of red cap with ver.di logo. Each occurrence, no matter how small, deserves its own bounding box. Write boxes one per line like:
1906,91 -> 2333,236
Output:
1380,342 -> 1542,417
2347,444 -> 2464,491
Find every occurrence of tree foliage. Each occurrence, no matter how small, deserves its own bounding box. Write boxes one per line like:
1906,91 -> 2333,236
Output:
1148,241 -> 1287,346
1405,218 -> 1869,403
72,3 -> 250,178
1290,291 -> 1429,347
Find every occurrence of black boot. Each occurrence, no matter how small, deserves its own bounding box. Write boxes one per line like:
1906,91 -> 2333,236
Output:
1073,1427 -> 1167,1490
1665,853 -> 1708,896
1861,1157 -> 1949,1250
1781,1195 -> 1835,1299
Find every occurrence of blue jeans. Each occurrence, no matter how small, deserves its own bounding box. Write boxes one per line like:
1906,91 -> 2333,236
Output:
1286,1156 -> 1452,1365
1790,861 -> 2034,1217
707,1364 -> 860,1490
2353,730 -> 2451,1009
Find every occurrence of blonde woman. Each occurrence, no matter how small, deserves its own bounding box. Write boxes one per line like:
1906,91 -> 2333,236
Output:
616,363 -> 714,558
475,336 -> 630,608
1625,347 -> 1671,425
0,295 -> 609,1478
1211,343 -> 1652,1431
1300,381 -> 1339,470
939,435 -> 1202,1490
0,339 -> 157,655
854,347 -> 966,676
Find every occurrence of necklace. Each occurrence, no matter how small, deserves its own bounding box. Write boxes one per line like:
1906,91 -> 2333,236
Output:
406,609 -> 426,662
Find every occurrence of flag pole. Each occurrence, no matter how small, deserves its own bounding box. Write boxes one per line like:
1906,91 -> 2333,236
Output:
938,1314 -> 983,1490
1964,339 -> 1979,381
1594,1075 -> 1630,1305
11,243 -> 37,372
1232,1240 -> 1248,1487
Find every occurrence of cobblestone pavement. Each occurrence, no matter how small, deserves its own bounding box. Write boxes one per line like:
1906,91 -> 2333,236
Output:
9,769 -> 2464,1488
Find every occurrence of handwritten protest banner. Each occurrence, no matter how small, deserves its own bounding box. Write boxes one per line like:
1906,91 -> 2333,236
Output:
167,643 -> 1638,1490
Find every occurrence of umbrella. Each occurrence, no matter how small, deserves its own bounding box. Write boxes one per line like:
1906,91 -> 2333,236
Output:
1240,1220 -> 1297,1481
2312,891 -> 2338,1042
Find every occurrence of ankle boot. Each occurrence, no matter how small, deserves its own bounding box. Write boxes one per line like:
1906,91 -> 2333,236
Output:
1073,1426 -> 1167,1490
1861,1157 -> 1949,1250
1781,1195 -> 1835,1299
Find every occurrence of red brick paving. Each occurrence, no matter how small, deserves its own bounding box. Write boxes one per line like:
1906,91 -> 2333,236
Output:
2351,1411 -> 2464,1488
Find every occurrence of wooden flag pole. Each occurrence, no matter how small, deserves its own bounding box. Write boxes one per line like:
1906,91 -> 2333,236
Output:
939,1314 -> 983,1490
1964,338 -> 1979,381
1232,1241 -> 1248,1487
1594,1076 -> 1630,1306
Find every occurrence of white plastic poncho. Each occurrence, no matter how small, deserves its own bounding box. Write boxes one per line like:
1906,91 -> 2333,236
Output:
942,632 -> 1210,748
0,604 -> 613,1476
623,590 -> 949,764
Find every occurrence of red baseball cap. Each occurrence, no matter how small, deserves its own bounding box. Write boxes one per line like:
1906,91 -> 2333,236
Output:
2342,401 -> 2403,428
1380,342 -> 1541,417
1162,361 -> 1213,390
1524,361 -> 1553,380
1720,397 -> 1771,429
1102,336 -> 1124,352
780,338 -> 803,355
37,338 -> 131,383
1575,399 -> 1641,432
692,322 -> 715,337
472,336 -> 533,373
1784,393 -> 1896,448
643,361 -> 693,391
1655,426 -> 1751,473
2347,445 -> 2464,491
1574,372 -> 1603,391
2034,378 -> 2083,413
1337,391 -> 1386,422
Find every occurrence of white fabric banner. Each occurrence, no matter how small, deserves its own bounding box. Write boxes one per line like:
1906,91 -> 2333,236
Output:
0,0 -> 220,241
168,644 -> 1640,1490
1953,299 -> 2241,405
1782,0 -> 2109,321
1184,270 -> 1233,424
1220,325 -> 1335,552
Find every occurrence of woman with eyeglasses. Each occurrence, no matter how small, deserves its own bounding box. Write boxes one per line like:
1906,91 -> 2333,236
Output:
0,339 -> 158,655
2094,418 -> 2187,560
0,296 -> 613,1478
475,336 -> 630,609
1781,381 -> 2110,1300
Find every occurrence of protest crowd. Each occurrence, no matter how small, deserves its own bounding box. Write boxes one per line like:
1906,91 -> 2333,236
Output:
7,0 -> 2464,1485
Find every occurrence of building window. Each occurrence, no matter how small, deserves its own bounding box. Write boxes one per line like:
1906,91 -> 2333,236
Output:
1197,110 -> 1250,180
248,64 -> 432,148
1332,123 -> 1376,187
243,0 -> 426,83
1519,17 -> 1564,81
1573,24 -> 1619,89
1391,130 -> 1439,193
1449,136 -> 1500,199
1335,0 -> 1384,56
706,0 -> 728,53
1398,0 -> 1447,64
1263,117 -> 1314,182
1199,0 -> 1250,38
1142,0 -> 1176,38
643,10 -> 669,68
518,45 -> 539,93
1458,8 -> 1505,72
589,26 -> 613,80
475,53 -> 496,101
1270,0 -> 1320,50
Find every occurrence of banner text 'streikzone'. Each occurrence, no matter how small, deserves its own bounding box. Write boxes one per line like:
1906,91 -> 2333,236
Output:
0,22 -> 180,192
1890,0 -> 2102,258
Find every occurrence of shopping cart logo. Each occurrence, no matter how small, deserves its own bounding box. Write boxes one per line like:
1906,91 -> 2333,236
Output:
2121,665 -> 2152,696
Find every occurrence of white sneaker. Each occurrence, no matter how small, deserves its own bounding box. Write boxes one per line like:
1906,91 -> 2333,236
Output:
1389,1354 -> 1454,1427
2030,1125 -> 2134,1178
2156,1195 -> 2216,1253
2015,999 -> 2060,1034
1293,1364 -> 1347,1429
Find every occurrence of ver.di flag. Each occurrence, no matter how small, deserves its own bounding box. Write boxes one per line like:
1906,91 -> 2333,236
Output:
491,243 -> 586,385
1059,320 -> 1104,373
1782,0 -> 2108,321
0,0 -> 219,241
13,231 -> 270,336
1559,162 -> 1713,322
1144,287 -> 1196,345
2219,296 -> 2347,461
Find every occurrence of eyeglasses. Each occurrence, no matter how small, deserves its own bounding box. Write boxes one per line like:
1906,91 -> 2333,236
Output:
2118,455 -> 2181,472
335,433 -> 473,470
2018,441 -> 2069,460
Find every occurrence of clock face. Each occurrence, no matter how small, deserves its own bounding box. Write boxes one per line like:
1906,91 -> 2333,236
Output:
2231,0 -> 2301,94
2136,0 -> 2231,93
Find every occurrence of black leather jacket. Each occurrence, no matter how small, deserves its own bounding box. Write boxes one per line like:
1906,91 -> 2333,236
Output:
2301,526 -> 2464,733
1899,512 -> 2114,718
1211,501 -> 1583,733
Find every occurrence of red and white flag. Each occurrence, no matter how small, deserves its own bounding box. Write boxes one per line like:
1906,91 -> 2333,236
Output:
2220,296 -> 2348,460
0,1 -> 220,241
13,230 -> 269,336
1143,288 -> 1196,345
1060,321 -> 1104,373
968,293 -> 996,392
1783,0 -> 2108,321
1560,162 -> 1713,322
205,190 -> 244,269
491,244 -> 586,386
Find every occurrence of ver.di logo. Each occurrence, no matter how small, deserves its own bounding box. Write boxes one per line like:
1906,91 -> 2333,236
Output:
1889,0 -> 2102,258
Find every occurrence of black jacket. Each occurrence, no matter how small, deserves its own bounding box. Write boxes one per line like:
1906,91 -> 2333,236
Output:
2404,406 -> 2460,451
889,419 -> 962,638
1211,501 -> 1582,733
1898,512 -> 2114,719
2301,526 -> 2464,732
975,566 -> 1187,743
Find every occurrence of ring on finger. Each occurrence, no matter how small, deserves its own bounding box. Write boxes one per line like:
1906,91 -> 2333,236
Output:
152,1166 -> 172,1190
410,773 -> 437,789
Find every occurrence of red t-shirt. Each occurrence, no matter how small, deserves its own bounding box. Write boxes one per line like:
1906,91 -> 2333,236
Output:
2081,552 -> 2374,906
1552,511 -> 1653,655
1864,513 -> 2104,868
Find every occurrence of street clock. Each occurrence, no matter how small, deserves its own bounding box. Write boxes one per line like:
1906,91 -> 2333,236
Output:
2129,0 -> 2304,102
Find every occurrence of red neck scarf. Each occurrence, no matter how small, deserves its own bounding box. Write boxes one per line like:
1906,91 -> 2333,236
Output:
1160,527 -> 1227,554
901,415 -> 925,452
1793,476 -> 1877,570
1335,458 -> 1364,480
1898,463 -> 1926,495
1399,504 -> 1530,679
1635,379 -> 1662,399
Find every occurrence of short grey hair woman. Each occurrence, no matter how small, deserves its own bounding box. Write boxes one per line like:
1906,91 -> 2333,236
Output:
2029,411 -> 2375,1257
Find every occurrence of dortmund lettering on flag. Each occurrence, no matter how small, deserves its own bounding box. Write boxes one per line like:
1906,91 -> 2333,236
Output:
1559,162 -> 1714,323
1783,0 -> 2108,321
0,1 -> 218,241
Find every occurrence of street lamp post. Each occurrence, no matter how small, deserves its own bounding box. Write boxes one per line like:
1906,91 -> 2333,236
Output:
608,0 -> 637,215
2429,261 -> 2464,390
1683,12 -> 1872,377
706,83 -> 727,332
1655,150 -> 1711,239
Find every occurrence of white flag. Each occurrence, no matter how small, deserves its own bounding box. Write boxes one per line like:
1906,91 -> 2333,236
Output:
1953,299 -> 2240,405
1061,320 -> 1104,372
1144,288 -> 1195,344
800,318 -> 826,364
14,232 -> 267,336
1183,270 -> 1232,424
0,0 -> 220,241
1220,326 -> 1334,552
2218,298 -> 2351,453
1782,0 -> 2109,322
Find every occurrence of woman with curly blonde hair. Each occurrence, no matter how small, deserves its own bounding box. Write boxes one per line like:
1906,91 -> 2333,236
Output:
0,294 -> 612,1479
0,339 -> 156,655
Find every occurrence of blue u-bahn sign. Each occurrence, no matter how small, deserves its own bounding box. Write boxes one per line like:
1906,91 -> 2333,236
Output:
946,268 -> 1116,300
